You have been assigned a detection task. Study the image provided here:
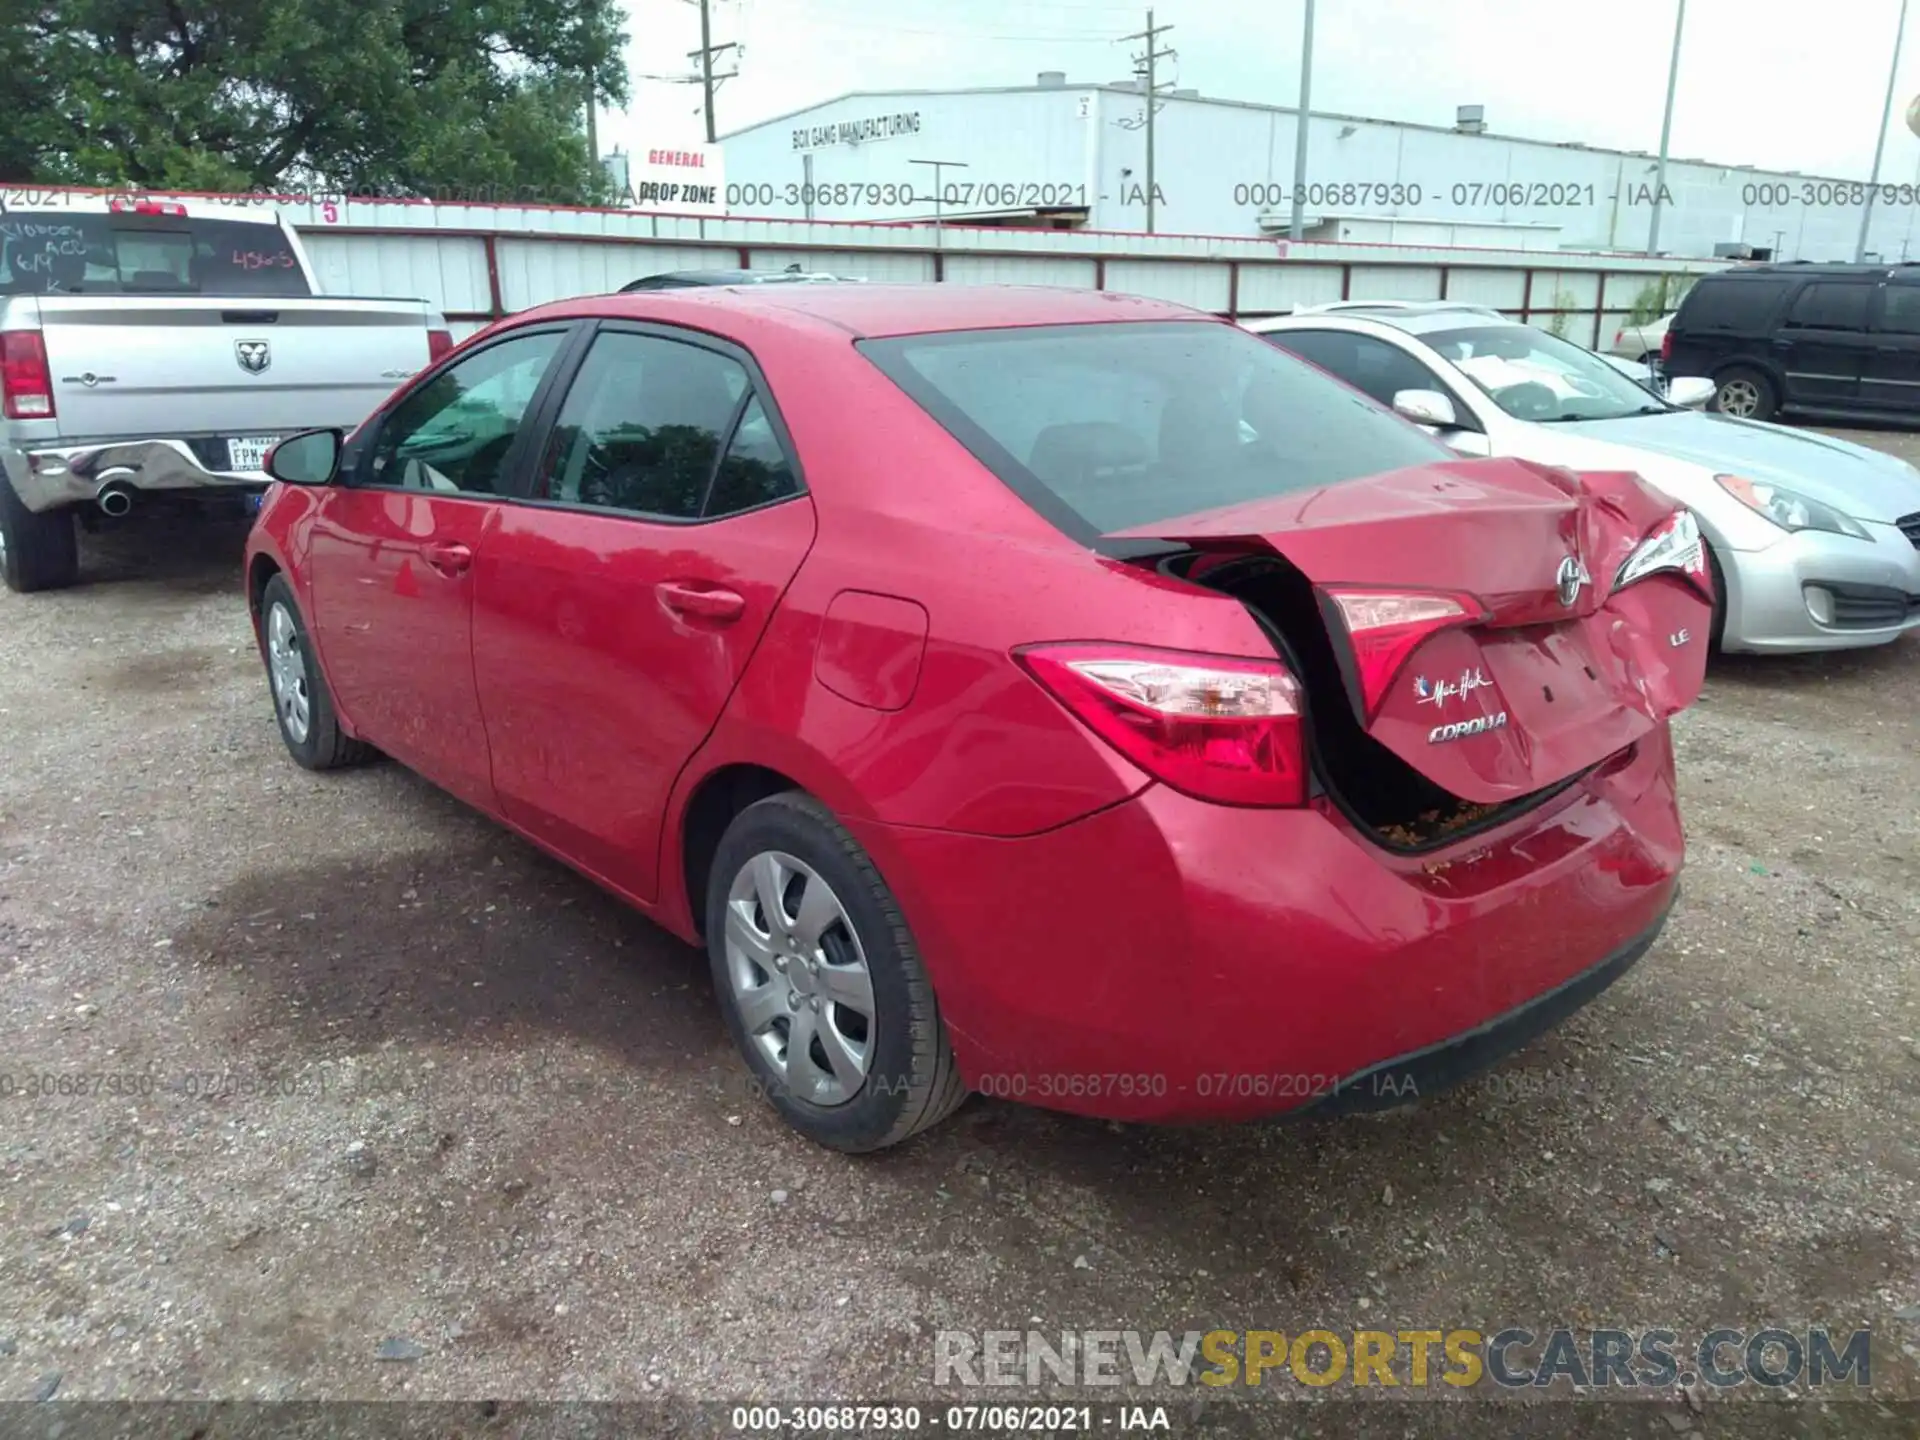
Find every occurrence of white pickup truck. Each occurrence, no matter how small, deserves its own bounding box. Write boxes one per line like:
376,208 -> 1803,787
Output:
0,195 -> 450,591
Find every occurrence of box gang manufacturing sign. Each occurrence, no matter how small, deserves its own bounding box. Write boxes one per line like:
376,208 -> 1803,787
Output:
791,111 -> 924,151
621,144 -> 726,215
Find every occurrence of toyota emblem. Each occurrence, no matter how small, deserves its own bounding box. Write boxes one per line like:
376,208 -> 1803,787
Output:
1555,554 -> 1591,608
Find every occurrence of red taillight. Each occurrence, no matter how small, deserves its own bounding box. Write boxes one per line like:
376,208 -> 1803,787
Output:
1017,642 -> 1307,807
1613,329 -> 1625,347
427,328 -> 454,362
1,331 -> 55,420
1319,588 -> 1483,720
107,197 -> 188,217
1660,327 -> 1674,362
1613,507 -> 1711,599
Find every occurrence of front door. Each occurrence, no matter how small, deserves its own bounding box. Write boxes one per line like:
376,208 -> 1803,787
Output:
473,325 -> 817,902
306,327 -> 571,810
1773,280 -> 1872,411
1863,280 -> 1920,418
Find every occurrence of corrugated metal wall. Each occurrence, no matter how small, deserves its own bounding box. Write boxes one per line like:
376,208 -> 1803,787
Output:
289,198 -> 1722,348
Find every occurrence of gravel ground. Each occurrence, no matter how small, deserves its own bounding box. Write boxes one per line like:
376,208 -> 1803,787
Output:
1,429 -> 1917,1437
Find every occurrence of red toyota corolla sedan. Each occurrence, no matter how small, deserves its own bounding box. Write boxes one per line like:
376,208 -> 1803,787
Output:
244,284 -> 1712,1152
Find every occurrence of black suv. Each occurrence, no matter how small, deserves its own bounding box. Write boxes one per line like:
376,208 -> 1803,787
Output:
1665,261 -> 1920,424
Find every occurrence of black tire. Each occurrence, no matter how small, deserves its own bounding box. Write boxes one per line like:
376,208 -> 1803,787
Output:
0,475 -> 79,593
706,791 -> 966,1152
258,574 -> 373,770
1705,537 -> 1729,653
1709,365 -> 1776,422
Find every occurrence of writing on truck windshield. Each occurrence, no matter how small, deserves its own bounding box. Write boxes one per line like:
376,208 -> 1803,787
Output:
858,321 -> 1449,540
0,215 -> 311,296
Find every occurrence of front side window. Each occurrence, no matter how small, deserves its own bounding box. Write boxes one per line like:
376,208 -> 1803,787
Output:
860,320 -> 1452,537
1421,324 -> 1671,423
365,330 -> 565,494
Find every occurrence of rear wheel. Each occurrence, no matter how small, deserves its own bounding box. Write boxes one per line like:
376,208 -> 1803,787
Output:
0,479 -> 79,593
259,574 -> 372,770
706,792 -> 966,1152
1710,366 -> 1776,421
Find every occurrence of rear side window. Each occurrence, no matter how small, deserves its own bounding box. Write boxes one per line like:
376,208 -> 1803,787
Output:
1676,278 -> 1789,332
1877,285 -> 1920,335
0,214 -> 310,296
1267,329 -> 1462,412
1784,282 -> 1871,331
533,330 -> 798,520
860,321 -> 1450,539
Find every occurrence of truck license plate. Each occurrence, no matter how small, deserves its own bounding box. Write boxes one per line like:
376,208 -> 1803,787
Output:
227,435 -> 280,472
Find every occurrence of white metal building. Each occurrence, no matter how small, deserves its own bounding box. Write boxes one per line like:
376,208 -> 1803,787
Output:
719,77 -> 1920,262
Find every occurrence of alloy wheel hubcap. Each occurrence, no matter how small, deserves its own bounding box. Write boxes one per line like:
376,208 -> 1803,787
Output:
1719,379 -> 1758,416
723,850 -> 875,1107
265,602 -> 312,743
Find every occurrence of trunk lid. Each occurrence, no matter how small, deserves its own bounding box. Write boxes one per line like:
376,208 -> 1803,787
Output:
34,295 -> 432,440
1111,456 -> 1711,803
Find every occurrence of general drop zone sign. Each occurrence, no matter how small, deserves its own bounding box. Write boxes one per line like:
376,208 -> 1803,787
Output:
621,144 -> 727,216
625,181 -> 721,208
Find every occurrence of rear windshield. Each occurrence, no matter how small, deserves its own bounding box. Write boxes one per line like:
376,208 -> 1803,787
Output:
858,321 -> 1449,539
0,214 -> 311,297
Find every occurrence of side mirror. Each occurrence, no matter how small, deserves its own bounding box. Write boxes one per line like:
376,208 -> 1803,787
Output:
1665,375 -> 1715,411
265,428 -> 343,486
1392,388 -> 1460,429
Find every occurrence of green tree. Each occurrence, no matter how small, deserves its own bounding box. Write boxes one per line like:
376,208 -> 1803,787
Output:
0,0 -> 627,203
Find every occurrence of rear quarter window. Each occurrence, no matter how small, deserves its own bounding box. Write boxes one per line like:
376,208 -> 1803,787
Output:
859,320 -> 1451,540
1675,278 -> 1790,332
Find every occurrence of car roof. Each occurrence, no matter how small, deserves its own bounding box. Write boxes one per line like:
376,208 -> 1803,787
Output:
621,269 -> 852,289
532,283 -> 1207,339
1250,306 -> 1519,339
1295,300 -> 1505,318
1701,261 -> 1920,280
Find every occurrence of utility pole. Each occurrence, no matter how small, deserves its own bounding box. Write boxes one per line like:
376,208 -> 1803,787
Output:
1288,0 -> 1315,241
1120,9 -> 1175,233
1647,0 -> 1687,256
682,0 -> 739,143
909,159 -> 970,253
586,66 -> 599,165
1856,0 -> 1911,262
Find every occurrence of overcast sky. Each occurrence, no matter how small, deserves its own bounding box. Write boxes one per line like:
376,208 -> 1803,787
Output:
609,0 -> 1920,181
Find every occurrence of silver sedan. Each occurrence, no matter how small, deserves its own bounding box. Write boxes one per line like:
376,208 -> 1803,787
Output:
1247,307 -> 1920,653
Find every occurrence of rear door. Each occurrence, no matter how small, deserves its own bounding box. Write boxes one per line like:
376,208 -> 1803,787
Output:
1773,280 -> 1872,410
472,323 -> 816,902
1862,280 -> 1920,418
1114,458 -> 1713,804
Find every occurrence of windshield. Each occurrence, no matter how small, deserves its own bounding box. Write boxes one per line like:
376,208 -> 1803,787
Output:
859,321 -> 1452,539
0,214 -> 311,297
1424,324 -> 1671,423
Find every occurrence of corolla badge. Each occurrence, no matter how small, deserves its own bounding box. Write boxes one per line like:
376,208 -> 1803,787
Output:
1429,712 -> 1509,744
235,340 -> 272,374
1414,667 -> 1491,709
1556,554 -> 1591,608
